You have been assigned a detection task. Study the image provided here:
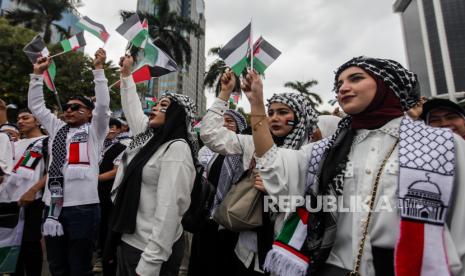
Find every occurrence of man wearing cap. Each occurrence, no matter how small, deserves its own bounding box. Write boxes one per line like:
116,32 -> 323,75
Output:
421,98 -> 465,139
27,48 -> 110,276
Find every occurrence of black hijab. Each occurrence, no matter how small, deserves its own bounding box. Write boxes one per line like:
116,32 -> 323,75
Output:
111,101 -> 193,234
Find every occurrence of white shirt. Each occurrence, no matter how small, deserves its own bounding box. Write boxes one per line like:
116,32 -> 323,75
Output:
256,117 -> 465,275
28,70 -> 110,207
0,132 -> 12,177
112,75 -> 195,276
0,136 -> 47,202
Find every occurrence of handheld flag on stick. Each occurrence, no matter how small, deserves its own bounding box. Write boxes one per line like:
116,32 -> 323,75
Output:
250,36 -> 281,74
60,32 -> 86,53
23,35 -> 49,64
218,23 -> 251,76
23,35 -> 62,110
75,16 -> 110,43
116,14 -> 148,48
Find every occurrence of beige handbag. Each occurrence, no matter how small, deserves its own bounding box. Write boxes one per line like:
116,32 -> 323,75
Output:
213,159 -> 263,232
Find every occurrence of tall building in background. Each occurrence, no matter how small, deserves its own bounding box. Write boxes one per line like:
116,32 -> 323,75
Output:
394,0 -> 465,101
137,0 -> 207,115
0,0 -> 82,43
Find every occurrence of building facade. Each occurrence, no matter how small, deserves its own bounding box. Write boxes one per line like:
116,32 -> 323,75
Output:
394,0 -> 465,101
137,0 -> 207,115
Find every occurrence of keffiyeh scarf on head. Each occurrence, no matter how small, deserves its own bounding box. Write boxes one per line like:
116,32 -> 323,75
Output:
267,93 -> 319,149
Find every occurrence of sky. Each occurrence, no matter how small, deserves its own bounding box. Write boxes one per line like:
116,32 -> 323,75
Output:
76,0 -> 406,113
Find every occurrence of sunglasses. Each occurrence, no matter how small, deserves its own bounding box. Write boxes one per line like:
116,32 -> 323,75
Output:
63,103 -> 86,112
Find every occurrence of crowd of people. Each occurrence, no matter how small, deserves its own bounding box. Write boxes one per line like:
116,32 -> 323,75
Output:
0,48 -> 464,276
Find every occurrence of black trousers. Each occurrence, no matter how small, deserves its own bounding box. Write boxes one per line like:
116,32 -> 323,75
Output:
116,235 -> 184,276
12,199 -> 44,276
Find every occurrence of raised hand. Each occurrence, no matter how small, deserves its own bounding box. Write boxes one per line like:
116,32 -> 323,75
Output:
93,48 -> 107,69
119,55 -> 134,78
33,57 -> 52,75
241,69 -> 264,106
220,69 -> 237,94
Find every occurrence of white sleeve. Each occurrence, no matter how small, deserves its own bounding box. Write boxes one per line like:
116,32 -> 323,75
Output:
0,133 -> 13,176
27,74 -> 64,135
200,98 -> 251,156
447,134 -> 465,275
120,75 -> 149,136
255,143 -> 314,200
90,69 -> 110,143
136,141 -> 195,276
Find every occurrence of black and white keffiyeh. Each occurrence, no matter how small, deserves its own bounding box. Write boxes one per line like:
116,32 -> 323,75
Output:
333,56 -> 420,111
267,93 -> 319,149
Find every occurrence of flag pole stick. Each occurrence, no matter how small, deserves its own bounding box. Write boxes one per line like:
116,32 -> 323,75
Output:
109,80 -> 120,89
53,89 -> 63,113
50,51 -> 66,58
250,18 -> 253,71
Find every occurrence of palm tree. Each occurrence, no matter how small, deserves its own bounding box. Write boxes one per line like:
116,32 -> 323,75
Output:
5,0 -> 73,43
121,0 -> 203,67
284,80 -> 323,110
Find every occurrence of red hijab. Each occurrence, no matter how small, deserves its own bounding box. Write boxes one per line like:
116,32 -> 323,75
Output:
351,72 -> 404,130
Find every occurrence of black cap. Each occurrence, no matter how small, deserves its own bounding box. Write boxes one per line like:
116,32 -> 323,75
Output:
68,95 -> 95,110
420,98 -> 465,122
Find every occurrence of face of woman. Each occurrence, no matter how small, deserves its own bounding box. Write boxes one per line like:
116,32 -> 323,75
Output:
336,66 -> 377,115
149,97 -> 171,128
223,114 -> 238,133
267,103 -> 295,137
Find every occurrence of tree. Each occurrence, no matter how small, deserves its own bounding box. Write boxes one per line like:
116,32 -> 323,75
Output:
121,0 -> 203,67
5,0 -> 74,43
284,80 -> 323,110
0,18 -> 121,110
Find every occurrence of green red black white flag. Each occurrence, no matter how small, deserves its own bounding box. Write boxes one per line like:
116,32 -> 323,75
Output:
250,36 -> 281,74
218,23 -> 251,76
116,13 -> 148,48
60,32 -> 86,53
75,16 -> 110,43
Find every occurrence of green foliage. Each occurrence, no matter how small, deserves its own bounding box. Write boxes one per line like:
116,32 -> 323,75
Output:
5,0 -> 73,43
0,19 -> 121,112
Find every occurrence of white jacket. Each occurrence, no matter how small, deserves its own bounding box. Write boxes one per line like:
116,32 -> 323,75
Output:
112,75 -> 195,276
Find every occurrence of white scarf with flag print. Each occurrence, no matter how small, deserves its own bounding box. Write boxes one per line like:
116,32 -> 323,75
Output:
66,124 -> 90,180
264,115 -> 455,276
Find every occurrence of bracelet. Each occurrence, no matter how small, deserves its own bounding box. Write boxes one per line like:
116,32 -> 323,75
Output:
253,117 -> 268,131
249,114 -> 267,117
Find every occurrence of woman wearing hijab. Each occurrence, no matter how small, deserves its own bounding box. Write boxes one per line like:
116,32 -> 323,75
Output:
200,70 -> 318,275
188,109 -> 247,276
109,55 -> 197,276
243,57 -> 465,276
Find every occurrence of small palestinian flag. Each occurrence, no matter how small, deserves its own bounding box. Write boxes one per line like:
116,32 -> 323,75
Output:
60,32 -> 86,53
116,13 -> 148,48
75,16 -> 110,43
142,40 -> 178,72
140,19 -> 149,48
23,35 -> 56,92
218,23 -> 251,76
23,35 -> 49,64
251,37 -> 281,74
